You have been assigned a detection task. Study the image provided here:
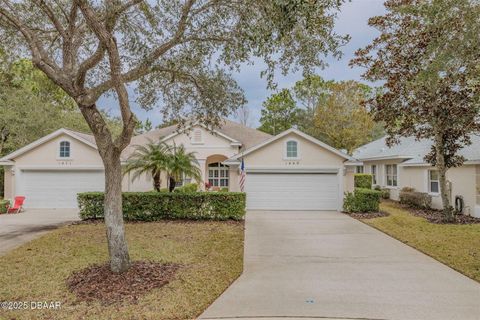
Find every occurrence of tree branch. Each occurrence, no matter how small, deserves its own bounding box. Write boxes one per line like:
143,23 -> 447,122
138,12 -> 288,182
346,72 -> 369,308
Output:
0,1 -> 69,92
32,0 -> 66,38
84,0 -> 196,102
77,0 -> 136,150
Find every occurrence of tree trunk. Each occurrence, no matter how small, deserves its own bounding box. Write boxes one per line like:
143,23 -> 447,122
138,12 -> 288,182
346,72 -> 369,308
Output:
169,176 -> 176,192
434,131 -> 454,221
153,171 -> 161,191
103,151 -> 131,272
78,104 -> 132,273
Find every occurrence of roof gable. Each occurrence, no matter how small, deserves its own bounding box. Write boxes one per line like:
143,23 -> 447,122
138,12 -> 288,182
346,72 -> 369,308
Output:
0,128 -> 97,161
353,134 -> 480,163
124,119 -> 271,156
228,128 -> 354,161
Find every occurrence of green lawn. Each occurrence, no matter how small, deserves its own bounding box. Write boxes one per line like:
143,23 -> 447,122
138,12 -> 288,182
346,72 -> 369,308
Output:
361,201 -> 480,282
0,220 -> 244,320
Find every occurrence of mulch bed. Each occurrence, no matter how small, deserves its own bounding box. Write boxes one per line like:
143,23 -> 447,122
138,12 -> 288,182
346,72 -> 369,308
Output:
66,261 -> 180,305
404,205 -> 480,225
73,219 -> 244,225
344,211 -> 389,219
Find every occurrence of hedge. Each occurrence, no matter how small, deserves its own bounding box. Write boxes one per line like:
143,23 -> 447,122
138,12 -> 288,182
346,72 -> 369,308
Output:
354,174 -> 373,189
399,189 -> 432,209
77,192 -> 246,221
343,188 -> 381,213
0,199 -> 9,214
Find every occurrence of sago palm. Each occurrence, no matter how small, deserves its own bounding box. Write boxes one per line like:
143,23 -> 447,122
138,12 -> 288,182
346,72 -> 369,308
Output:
124,140 -> 170,191
166,143 -> 202,192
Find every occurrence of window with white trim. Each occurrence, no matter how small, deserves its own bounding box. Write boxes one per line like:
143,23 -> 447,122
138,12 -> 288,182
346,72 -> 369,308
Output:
356,166 -> 364,174
59,141 -> 71,158
385,164 -> 397,187
208,162 -> 229,187
286,140 -> 298,158
371,165 -> 377,184
428,170 -> 439,193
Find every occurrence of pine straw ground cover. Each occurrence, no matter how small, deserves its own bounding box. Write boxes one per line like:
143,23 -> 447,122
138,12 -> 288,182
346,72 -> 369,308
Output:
358,201 -> 480,282
0,220 -> 244,320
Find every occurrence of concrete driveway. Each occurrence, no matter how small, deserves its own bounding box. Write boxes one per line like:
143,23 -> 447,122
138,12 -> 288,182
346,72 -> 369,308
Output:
200,211 -> 480,320
0,209 -> 80,255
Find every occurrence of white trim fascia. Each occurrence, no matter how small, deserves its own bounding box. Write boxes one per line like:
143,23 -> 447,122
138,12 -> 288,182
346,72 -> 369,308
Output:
246,167 -> 339,174
400,162 -> 431,167
0,160 -> 14,165
223,159 -> 241,166
229,128 -> 354,161
159,123 -> 241,145
357,155 -> 412,161
18,165 -> 104,171
0,128 -> 97,161
344,160 -> 363,166
400,160 -> 480,167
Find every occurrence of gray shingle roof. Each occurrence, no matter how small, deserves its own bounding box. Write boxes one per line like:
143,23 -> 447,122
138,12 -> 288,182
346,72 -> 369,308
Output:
65,119 -> 272,160
65,129 -> 97,145
122,118 -> 272,159
353,135 -> 480,164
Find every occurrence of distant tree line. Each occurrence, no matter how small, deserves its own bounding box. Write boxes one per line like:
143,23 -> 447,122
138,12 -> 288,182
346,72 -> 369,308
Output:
258,75 -> 384,154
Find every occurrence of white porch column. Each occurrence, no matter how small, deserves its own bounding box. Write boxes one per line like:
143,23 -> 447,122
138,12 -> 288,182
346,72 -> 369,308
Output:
197,159 -> 206,190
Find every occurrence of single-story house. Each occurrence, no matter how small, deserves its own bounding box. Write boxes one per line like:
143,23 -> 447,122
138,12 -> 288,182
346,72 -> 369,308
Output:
0,119 -> 357,210
353,136 -> 480,218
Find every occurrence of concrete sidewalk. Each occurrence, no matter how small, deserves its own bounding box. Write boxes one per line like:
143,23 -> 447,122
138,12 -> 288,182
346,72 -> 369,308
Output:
200,211 -> 480,320
0,209 -> 79,255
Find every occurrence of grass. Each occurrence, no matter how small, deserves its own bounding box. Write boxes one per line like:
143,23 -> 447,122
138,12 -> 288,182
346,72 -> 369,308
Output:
360,201 -> 480,282
0,220 -> 244,320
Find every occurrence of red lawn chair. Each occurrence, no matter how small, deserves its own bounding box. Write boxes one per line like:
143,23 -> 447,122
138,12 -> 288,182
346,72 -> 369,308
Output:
7,196 -> 25,214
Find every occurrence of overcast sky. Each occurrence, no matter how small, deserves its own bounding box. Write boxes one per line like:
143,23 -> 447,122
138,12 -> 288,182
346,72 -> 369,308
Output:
99,0 -> 386,128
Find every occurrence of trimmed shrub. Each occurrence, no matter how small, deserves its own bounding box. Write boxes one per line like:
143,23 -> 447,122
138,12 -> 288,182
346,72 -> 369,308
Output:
401,186 -> 415,193
77,192 -> 246,221
354,174 -> 373,189
343,188 -> 381,213
399,189 -> 432,209
0,199 -> 9,214
374,185 -> 390,199
174,183 -> 198,193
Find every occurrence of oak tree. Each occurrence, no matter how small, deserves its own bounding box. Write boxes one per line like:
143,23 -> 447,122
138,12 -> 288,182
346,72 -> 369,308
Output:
351,0 -> 480,220
0,0 -> 348,271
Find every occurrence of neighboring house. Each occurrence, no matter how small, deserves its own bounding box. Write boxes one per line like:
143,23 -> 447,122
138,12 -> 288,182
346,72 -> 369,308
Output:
354,136 -> 480,218
0,119 -> 357,210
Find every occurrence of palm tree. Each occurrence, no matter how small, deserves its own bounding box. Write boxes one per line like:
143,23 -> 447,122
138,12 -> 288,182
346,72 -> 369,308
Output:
124,140 -> 170,191
166,143 -> 202,192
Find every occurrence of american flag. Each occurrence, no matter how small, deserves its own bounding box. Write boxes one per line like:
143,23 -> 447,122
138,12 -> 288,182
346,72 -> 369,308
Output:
239,158 -> 246,192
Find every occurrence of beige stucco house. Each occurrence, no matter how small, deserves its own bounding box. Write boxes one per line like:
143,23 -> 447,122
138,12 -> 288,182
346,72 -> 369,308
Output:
0,119 -> 357,210
354,136 -> 480,218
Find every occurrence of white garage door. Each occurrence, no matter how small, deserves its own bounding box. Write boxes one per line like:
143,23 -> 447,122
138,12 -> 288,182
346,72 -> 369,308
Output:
245,173 -> 339,210
19,170 -> 105,208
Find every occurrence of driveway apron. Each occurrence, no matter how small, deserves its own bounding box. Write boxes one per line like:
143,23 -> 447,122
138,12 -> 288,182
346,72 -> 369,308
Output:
200,211 -> 480,320
0,209 -> 79,255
